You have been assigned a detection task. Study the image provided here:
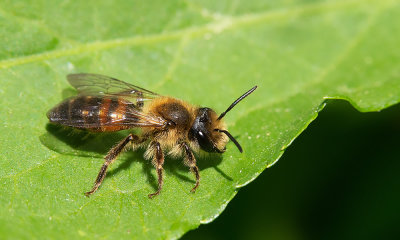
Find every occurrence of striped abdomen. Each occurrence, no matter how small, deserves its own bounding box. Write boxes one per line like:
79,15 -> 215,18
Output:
47,96 -> 138,132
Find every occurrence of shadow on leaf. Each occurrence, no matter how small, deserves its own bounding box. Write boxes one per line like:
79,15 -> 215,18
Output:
40,123 -> 232,191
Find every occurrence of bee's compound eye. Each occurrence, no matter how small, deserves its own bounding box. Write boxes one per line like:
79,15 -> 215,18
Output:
191,107 -> 217,153
167,121 -> 176,127
196,130 -> 215,152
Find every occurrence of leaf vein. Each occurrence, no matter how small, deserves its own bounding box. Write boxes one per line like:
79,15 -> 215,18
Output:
231,4 -> 386,127
0,0 -> 378,70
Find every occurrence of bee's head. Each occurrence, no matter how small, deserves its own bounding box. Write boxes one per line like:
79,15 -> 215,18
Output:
189,86 -> 257,153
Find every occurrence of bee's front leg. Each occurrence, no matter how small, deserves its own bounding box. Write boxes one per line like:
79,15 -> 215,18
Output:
181,142 -> 200,193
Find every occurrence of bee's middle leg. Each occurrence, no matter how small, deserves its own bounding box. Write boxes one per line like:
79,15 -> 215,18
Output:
148,141 -> 164,199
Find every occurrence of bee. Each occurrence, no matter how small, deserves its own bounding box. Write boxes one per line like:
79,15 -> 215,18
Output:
47,73 -> 257,198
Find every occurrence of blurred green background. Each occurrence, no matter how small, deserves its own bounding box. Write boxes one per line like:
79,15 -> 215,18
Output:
183,100 -> 400,240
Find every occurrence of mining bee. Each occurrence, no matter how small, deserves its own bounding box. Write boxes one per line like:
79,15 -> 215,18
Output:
47,73 -> 257,198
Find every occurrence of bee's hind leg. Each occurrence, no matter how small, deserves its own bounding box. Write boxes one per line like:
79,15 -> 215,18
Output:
85,133 -> 143,197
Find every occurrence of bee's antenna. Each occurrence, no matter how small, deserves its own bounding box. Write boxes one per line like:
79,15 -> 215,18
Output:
214,129 -> 243,153
217,86 -> 257,120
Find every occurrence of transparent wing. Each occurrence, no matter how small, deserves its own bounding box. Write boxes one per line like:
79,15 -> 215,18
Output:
48,96 -> 166,130
79,105 -> 166,128
101,99 -> 166,128
67,73 -> 160,100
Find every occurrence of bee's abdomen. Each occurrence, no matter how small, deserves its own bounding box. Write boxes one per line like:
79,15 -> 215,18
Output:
47,96 -> 130,131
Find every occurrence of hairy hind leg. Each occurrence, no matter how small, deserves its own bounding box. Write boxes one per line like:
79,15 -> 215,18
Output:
85,133 -> 143,196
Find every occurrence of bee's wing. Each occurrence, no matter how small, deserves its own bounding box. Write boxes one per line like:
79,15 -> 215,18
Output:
48,96 -> 166,129
67,73 -> 160,100
54,73 -> 165,129
102,98 -> 166,128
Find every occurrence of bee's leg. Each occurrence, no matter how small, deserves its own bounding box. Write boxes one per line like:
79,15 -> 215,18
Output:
148,141 -> 164,199
181,142 -> 200,193
85,133 -> 142,197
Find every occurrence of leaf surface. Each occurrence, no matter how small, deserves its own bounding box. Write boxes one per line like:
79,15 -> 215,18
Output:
0,0 -> 399,239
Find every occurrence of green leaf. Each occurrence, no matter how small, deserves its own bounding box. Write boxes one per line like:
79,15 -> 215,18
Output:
1,0 -> 399,239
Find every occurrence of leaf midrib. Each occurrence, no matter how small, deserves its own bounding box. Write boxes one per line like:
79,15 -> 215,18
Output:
0,0 -> 388,184
0,0 -> 380,70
